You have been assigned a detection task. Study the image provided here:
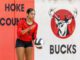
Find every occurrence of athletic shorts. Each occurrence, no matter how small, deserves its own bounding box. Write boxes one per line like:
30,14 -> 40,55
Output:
16,39 -> 33,48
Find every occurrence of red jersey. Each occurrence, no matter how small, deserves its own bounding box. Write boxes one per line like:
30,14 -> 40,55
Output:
17,19 -> 38,42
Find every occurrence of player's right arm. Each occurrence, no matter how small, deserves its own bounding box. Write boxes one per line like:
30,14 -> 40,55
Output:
17,21 -> 36,37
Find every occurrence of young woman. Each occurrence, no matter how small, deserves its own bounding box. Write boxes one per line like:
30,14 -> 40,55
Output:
16,8 -> 38,60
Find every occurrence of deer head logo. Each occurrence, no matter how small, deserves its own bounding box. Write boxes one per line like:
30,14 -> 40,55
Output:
49,8 -> 77,38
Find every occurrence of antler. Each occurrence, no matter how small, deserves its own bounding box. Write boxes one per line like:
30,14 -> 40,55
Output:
73,8 -> 78,17
48,8 -> 78,21
48,8 -> 60,21
66,8 -> 78,20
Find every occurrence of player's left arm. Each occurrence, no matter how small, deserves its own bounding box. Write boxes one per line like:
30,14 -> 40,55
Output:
32,23 -> 38,40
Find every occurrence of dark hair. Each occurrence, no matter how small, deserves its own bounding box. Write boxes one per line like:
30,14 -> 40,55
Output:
26,8 -> 34,14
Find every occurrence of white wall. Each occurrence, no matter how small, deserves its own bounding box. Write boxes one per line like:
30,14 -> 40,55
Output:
35,0 -> 80,60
